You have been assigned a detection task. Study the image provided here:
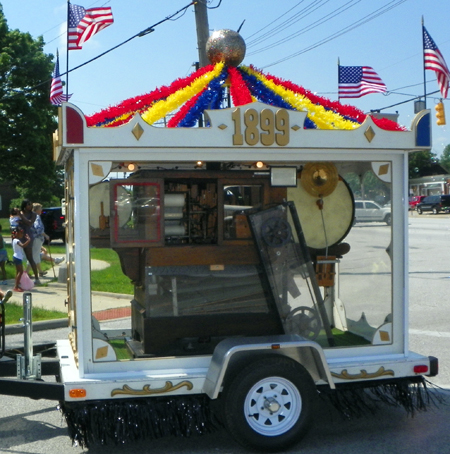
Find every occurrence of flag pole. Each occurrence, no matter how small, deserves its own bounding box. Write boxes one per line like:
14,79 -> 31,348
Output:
422,16 -> 427,108
337,57 -> 340,101
66,0 -> 70,100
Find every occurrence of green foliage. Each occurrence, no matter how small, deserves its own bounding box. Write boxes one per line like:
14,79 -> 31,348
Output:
439,144 -> 450,173
409,150 -> 438,179
0,217 -> 9,232
344,171 -> 390,202
0,5 -> 62,205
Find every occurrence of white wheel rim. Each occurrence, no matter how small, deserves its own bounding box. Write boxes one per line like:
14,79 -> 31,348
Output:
244,376 -> 302,437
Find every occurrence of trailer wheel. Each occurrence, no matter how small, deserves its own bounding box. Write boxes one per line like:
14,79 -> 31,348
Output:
223,357 -> 315,452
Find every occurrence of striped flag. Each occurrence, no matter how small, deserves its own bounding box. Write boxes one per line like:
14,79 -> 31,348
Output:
68,3 -> 114,51
50,51 -> 71,106
338,66 -> 387,98
423,26 -> 450,99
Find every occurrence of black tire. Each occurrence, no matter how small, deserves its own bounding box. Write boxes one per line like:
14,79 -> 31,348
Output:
417,207 -> 423,215
384,214 -> 391,226
223,356 -> 316,452
432,207 -> 439,215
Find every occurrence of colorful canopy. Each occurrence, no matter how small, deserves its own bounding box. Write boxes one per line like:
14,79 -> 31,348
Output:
86,62 -> 404,131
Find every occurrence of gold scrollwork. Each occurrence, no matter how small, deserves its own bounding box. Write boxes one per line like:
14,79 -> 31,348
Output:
331,366 -> 395,380
111,380 -> 193,397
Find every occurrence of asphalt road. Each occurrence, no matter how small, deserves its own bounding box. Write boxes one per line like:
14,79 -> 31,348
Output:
1,214 -> 449,453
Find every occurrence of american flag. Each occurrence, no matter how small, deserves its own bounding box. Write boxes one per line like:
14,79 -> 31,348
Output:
68,3 -> 114,50
338,66 -> 387,98
423,26 -> 450,99
50,52 -> 71,105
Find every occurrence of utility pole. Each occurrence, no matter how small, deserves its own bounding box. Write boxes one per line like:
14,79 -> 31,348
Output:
194,1 -> 210,67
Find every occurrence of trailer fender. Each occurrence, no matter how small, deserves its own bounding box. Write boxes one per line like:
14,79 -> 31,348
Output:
203,335 -> 335,399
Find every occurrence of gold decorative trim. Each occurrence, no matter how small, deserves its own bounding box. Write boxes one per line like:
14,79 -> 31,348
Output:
218,123 -> 227,130
291,125 -> 301,131
132,123 -> 144,140
111,380 -> 193,397
331,366 -> 394,380
377,163 -> 390,176
364,125 -> 375,142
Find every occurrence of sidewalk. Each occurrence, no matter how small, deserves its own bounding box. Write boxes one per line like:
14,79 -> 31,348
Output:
1,260 -> 132,334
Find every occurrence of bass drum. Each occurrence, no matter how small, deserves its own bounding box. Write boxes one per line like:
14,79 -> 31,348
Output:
287,177 -> 354,250
89,182 -> 132,228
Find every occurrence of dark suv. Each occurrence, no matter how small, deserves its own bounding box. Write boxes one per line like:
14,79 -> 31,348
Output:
416,195 -> 450,215
40,207 -> 66,242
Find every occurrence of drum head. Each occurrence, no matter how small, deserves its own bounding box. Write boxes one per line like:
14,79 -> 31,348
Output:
287,178 -> 354,250
89,182 -> 132,228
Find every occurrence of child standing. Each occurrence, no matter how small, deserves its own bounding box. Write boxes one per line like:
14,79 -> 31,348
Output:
0,225 -> 7,284
12,228 -> 30,292
9,207 -> 21,231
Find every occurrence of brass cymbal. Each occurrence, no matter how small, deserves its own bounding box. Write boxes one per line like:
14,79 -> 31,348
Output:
300,162 -> 339,197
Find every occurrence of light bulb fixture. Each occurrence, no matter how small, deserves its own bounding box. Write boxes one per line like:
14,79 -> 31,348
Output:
195,160 -> 204,168
255,161 -> 265,169
127,163 -> 136,171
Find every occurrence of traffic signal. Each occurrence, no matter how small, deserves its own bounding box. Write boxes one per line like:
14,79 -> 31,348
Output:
435,101 -> 446,126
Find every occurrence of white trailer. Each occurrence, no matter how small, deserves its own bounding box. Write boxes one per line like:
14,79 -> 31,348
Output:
0,101 -> 437,452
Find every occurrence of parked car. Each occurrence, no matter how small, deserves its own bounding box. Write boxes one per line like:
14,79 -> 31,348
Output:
40,207 -> 66,242
354,200 -> 391,225
408,195 -> 426,210
416,194 -> 450,215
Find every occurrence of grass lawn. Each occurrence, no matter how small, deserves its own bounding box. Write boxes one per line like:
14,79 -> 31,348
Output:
0,231 -> 132,294
89,248 -> 134,295
2,302 -> 66,325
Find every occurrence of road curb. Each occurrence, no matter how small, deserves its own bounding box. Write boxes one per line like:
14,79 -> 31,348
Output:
4,318 -> 68,335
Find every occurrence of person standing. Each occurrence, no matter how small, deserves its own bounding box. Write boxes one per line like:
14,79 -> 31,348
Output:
12,228 -> 30,292
28,203 -> 50,277
19,199 -> 40,285
9,207 -> 21,231
0,225 -> 8,284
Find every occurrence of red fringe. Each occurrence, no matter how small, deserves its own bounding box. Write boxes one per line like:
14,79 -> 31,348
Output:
86,64 -> 215,127
228,67 -> 253,106
166,88 -> 207,128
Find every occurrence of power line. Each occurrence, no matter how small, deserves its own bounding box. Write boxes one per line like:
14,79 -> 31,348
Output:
261,0 -> 408,68
247,0 -> 329,48
248,0 -> 361,57
244,0 -> 306,42
371,89 -> 441,112
0,1 -> 196,103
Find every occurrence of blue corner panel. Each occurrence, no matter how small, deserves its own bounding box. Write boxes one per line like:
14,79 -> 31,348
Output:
416,112 -> 431,147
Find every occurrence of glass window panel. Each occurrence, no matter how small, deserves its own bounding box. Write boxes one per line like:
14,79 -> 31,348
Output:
224,185 -> 263,239
112,181 -> 162,245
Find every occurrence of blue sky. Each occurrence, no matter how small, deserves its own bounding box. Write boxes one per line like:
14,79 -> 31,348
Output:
2,0 -> 450,156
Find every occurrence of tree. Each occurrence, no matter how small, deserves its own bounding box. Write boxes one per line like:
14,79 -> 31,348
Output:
0,4 -> 61,206
408,150 -> 437,179
439,144 -> 450,173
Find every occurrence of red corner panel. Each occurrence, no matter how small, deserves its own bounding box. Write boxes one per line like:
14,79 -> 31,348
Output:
66,106 -> 84,144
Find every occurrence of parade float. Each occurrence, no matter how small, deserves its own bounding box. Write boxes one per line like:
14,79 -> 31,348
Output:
0,30 -> 438,451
